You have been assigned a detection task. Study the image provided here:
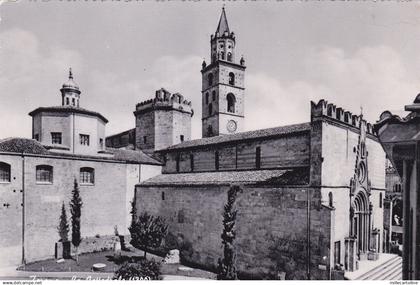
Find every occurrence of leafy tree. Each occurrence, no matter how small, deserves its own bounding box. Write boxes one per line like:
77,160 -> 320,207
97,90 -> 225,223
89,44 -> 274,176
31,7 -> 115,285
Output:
129,212 -> 168,258
70,179 -> 83,264
57,202 -> 69,242
217,185 -> 241,280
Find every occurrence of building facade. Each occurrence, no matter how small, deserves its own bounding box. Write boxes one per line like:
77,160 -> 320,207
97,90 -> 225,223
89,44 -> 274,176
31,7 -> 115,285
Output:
0,71 -> 162,267
133,9 -> 387,280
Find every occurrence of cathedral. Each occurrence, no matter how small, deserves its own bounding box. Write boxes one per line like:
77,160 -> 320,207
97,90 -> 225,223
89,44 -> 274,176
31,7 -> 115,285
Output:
0,8 -> 391,280
107,9 -> 388,279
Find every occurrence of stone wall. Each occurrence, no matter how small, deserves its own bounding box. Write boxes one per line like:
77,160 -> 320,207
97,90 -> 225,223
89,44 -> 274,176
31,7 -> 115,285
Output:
135,183 -> 332,279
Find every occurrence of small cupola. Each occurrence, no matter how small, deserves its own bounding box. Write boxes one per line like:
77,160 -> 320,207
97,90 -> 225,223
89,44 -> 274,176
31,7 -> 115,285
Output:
61,68 -> 81,107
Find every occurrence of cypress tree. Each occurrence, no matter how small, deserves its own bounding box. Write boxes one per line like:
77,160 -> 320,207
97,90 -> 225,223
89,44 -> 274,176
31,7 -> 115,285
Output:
217,185 -> 241,280
70,179 -> 83,264
57,202 -> 69,242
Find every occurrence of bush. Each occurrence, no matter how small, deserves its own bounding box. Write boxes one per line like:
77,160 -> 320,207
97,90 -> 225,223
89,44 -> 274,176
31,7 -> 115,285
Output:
114,259 -> 161,280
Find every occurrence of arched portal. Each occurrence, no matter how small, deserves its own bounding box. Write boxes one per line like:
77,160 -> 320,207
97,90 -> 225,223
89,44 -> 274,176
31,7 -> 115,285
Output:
351,190 -> 371,256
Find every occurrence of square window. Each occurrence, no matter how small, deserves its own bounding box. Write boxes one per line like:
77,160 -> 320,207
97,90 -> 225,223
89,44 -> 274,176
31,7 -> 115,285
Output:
51,132 -> 62,144
80,134 -> 90,146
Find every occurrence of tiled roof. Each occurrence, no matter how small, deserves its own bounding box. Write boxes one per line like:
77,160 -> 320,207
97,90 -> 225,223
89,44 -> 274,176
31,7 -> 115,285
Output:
105,148 -> 162,165
0,138 -> 161,165
28,106 -> 108,123
0,138 -> 50,155
160,123 -> 311,151
139,168 -> 309,186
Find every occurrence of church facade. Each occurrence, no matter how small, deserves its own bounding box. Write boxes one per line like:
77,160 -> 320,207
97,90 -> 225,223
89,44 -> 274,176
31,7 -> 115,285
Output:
130,9 -> 387,279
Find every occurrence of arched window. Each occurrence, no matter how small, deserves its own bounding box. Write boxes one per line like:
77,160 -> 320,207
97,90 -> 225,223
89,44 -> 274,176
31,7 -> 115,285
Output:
209,103 -> 213,116
212,91 -> 216,101
80,167 -> 95,185
227,52 -> 232,62
205,93 -> 209,104
66,98 -> 70,105
0,162 -> 11,183
329,192 -> 333,207
221,51 -> 225,60
36,165 -> 53,183
229,72 -> 235,85
227,93 -> 236,113
208,73 -> 213,86
161,192 -> 165,201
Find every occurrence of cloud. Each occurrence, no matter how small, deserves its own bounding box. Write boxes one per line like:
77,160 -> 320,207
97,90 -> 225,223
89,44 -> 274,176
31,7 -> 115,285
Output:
0,28 -> 83,137
1,27 -> 418,143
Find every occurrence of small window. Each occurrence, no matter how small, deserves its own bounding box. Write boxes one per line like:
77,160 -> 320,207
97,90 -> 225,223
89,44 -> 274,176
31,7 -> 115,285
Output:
178,209 -> 185,223
256,147 -> 261,169
208,73 -> 213,86
99,138 -> 104,149
205,93 -> 209,104
36,165 -> 53,183
162,192 -> 165,201
80,167 -> 94,185
221,51 -> 225,60
229,72 -> 235,85
329,192 -> 333,207
380,192 -> 383,208
227,93 -> 236,113
215,151 -> 219,170
143,136 -> 147,144
227,52 -> 232,62
34,134 -> 39,141
66,98 -> 70,105
212,91 -> 216,101
72,98 -> 75,106
51,132 -> 62,145
176,154 -> 180,173
0,162 -> 11,183
180,135 -> 184,142
190,154 -> 194,172
80,134 -> 90,146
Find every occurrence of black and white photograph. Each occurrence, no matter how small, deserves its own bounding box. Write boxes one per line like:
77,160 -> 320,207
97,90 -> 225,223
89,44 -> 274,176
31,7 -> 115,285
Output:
0,0 -> 419,281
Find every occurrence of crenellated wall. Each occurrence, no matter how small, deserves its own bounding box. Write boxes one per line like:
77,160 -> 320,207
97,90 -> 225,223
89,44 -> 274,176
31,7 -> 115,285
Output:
134,88 -> 193,153
311,100 -> 375,136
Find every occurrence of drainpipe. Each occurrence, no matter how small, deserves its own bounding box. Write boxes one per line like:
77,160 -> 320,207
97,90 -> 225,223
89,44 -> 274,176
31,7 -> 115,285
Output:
307,188 -> 311,280
21,153 -> 26,265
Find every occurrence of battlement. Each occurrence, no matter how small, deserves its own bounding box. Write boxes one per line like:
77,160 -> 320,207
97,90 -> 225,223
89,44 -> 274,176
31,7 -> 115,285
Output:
211,31 -> 235,41
135,88 -> 193,115
311,99 -> 374,135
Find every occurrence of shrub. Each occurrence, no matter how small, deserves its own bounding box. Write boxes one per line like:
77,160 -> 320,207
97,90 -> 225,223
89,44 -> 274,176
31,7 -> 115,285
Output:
129,212 -> 168,258
114,259 -> 161,280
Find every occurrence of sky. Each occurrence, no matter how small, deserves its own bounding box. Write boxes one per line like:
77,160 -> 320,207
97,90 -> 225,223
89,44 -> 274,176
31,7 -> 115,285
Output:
1,1 -> 420,139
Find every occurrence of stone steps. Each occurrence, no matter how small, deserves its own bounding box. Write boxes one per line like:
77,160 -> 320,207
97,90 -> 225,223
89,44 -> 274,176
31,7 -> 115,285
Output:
357,256 -> 402,280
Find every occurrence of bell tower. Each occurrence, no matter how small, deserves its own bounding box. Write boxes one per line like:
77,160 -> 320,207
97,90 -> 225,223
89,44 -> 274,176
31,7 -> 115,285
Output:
201,7 -> 246,138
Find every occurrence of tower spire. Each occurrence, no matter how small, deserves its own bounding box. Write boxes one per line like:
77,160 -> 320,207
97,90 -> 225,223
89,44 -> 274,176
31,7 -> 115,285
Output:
216,7 -> 230,35
69,68 -> 73,80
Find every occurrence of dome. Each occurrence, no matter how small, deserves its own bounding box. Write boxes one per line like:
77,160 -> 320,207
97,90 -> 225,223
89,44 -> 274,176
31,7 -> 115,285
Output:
414,93 -> 420,104
61,68 -> 80,91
